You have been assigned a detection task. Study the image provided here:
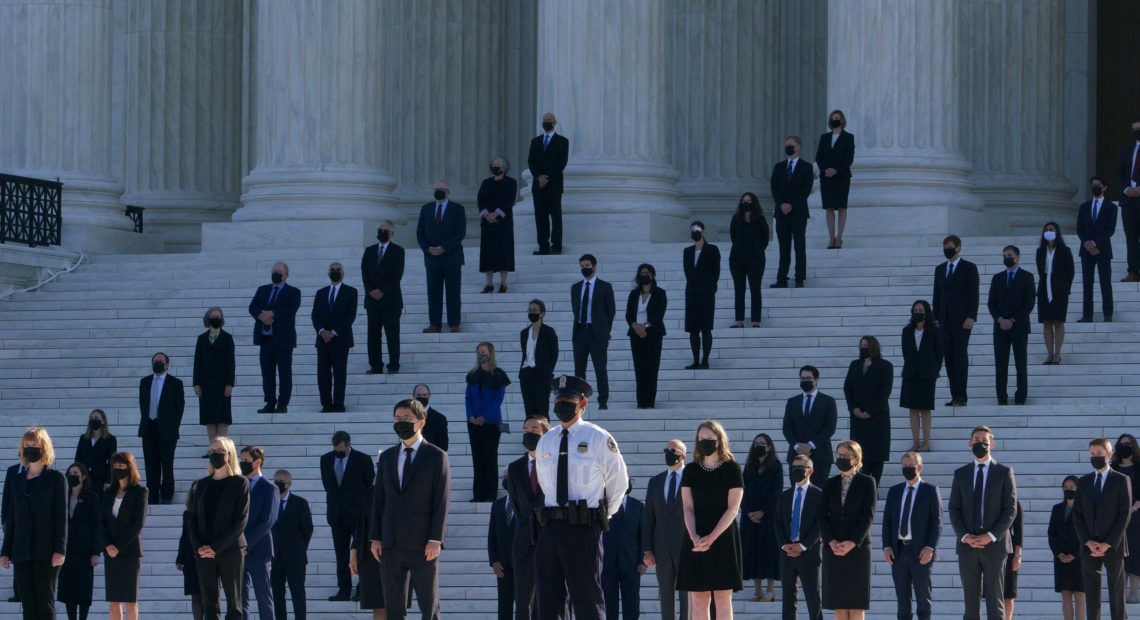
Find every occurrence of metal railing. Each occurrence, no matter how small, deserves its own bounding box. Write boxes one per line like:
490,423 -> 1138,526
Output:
0,173 -> 62,247
125,205 -> 144,233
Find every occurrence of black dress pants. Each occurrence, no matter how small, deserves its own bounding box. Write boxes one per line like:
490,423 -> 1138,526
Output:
729,257 -> 764,322
1081,545 -> 1127,620
330,519 -> 354,594
1082,254 -> 1114,317
468,422 -> 502,501
270,559 -> 306,620
142,424 -> 177,503
1121,203 -> 1140,275
572,327 -> 609,405
536,520 -> 605,620
366,305 -> 401,370
780,550 -> 821,620
14,559 -> 59,620
992,326 -> 1028,402
197,547 -> 244,620
890,543 -> 933,620
380,547 -> 440,619
942,327 -> 972,403
518,367 -> 552,418
315,339 -> 349,408
533,190 -> 563,252
957,543 -> 1007,620
258,339 -> 292,407
629,334 -> 662,408
497,566 -> 516,620
775,216 -> 807,284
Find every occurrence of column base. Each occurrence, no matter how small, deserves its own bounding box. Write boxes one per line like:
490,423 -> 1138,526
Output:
200,219 -> 387,252
970,175 -> 1077,235
843,152 -> 986,235
236,167 -> 400,222
119,192 -> 239,253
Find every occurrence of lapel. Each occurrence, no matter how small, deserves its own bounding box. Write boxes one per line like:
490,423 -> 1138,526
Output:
402,446 -> 426,492
387,447 -> 401,493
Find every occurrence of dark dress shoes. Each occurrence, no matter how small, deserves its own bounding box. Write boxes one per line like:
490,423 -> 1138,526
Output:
423,325 -> 442,333
329,592 -> 350,602
366,367 -> 384,375
275,406 -> 288,414
257,405 -> 276,414
770,281 -> 788,289
387,364 -> 400,374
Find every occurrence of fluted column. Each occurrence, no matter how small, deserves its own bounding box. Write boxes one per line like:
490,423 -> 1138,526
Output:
960,0 -> 1074,232
827,0 -> 984,234
779,0 -> 828,151
0,0 -> 128,247
120,0 -> 242,252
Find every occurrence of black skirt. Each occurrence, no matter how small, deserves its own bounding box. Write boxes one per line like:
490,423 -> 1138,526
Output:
357,550 -> 384,610
819,177 -> 851,210
899,377 -> 936,410
1003,554 -> 1019,599
1037,293 -> 1069,323
1054,557 -> 1083,593
105,555 -> 141,602
822,540 -> 871,610
57,554 -> 95,603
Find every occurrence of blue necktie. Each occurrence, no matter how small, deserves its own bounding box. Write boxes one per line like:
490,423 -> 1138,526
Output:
543,134 -> 550,150
791,487 -> 804,541
1006,271 -> 1014,288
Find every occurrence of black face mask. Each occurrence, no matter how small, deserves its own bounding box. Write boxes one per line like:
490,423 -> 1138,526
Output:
902,466 -> 918,481
972,442 -> 989,459
553,401 -> 579,423
912,313 -> 925,324
542,121 -> 554,132
1091,185 -> 1104,197
522,432 -> 542,452
1063,489 -> 1077,500
1003,256 -> 1016,268
275,480 -> 288,495
800,379 -> 815,393
377,229 -> 391,243
943,247 -> 957,260
239,461 -> 254,476
829,119 -> 842,129
858,347 -> 870,360
62,475 -> 82,490
581,267 -> 594,278
490,166 -> 503,176
333,449 -> 348,460
89,418 -> 103,431
271,272 -> 284,284
328,270 -> 343,283
751,445 -> 767,460
697,439 -> 718,455
433,189 -> 447,201
690,230 -> 702,241
1091,456 -> 1108,470
394,421 -> 417,440
835,457 -> 854,473
636,274 -> 652,286
209,452 -> 227,468
153,361 -> 166,374
664,450 -> 681,467
739,201 -> 751,210
784,145 -> 796,156
528,312 -> 541,323
415,396 -> 430,409
1118,444 -> 1134,459
112,468 -> 129,481
208,317 -> 223,329
789,466 -> 808,483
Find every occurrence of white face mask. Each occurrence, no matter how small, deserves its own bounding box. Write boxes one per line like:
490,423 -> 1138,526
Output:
1043,231 -> 1056,242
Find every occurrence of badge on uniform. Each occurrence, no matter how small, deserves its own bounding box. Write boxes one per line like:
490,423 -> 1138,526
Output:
607,436 -> 619,453
541,453 -> 551,460
578,442 -> 588,453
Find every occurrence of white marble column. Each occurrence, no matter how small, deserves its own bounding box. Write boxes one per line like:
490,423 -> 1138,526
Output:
120,0 -> 243,252
827,0 -> 984,234
960,0 -> 1075,232
779,0 -> 828,150
0,0 -> 129,249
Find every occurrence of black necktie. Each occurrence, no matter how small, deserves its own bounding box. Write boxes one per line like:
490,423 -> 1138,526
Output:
947,263 -> 954,281
580,281 -> 591,324
1093,200 -> 1100,222
1095,472 -> 1103,500
267,286 -> 279,307
557,429 -> 569,507
378,244 -> 385,264
803,394 -> 813,416
900,485 -> 914,539
401,447 -> 413,490
666,471 -> 676,508
786,161 -> 793,178
973,463 -> 985,529
329,286 -> 336,307
1007,271 -> 1014,288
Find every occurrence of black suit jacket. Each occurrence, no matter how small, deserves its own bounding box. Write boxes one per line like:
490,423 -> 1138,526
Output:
188,475 -> 250,553
520,323 -> 560,377
311,283 -> 358,348
1048,501 -> 1081,558
66,490 -> 102,559
683,244 -> 721,297
641,469 -> 686,560
882,481 -> 943,556
770,158 -> 814,220
1117,142 -> 1140,208
948,459 -> 1017,553
728,214 -> 770,266
1,468 -> 67,561
987,268 -> 1036,332
487,496 -> 515,570
820,473 -> 876,546
506,455 -> 544,559
774,483 -> 823,551
1077,199 -> 1118,260
901,324 -> 945,381
137,373 -> 186,440
417,200 -> 466,268
423,408 -> 450,452
100,484 -> 147,558
1035,244 -> 1075,301
625,287 -> 668,338
527,132 -> 570,195
1074,468 -> 1132,552
603,497 -> 644,573
781,392 -> 838,467
245,476 -> 279,561
933,259 -> 980,329
320,448 -> 375,528
369,441 -> 451,550
361,242 -> 406,311
571,278 -> 616,341
842,358 -> 894,462
248,283 -> 301,348
75,434 -> 118,489
1,463 -> 23,527
273,493 -> 313,565
815,131 -> 855,178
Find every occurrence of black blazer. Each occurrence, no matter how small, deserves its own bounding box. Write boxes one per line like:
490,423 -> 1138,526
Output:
603,497 -> 644,573
1076,199 -> 1118,260
423,408 -> 450,452
416,200 -> 467,268
311,283 -> 359,348
948,459 -> 1017,553
842,358 -> 894,462
360,242 -> 406,311
75,434 -> 118,490
66,490 -> 102,559
901,324 -> 945,381
1074,468 -> 1131,552
506,455 -> 544,559
571,278 -> 616,341
193,330 -> 236,389
1,468 -> 67,561
625,287 -> 668,338
101,484 -> 147,558
248,283 -> 301,348
1,463 -> 23,527
683,244 -> 721,298
881,481 -> 942,556
815,131 -> 855,178
520,323 -> 560,377
137,373 -> 185,440
527,132 -> 570,195
933,259 -> 980,329
1117,142 -> 1140,208
272,493 -> 313,565
819,473 -> 876,546
1047,501 -> 1080,558
774,483 -> 823,551
987,268 -> 1036,332
1035,245 -> 1075,302
769,158 -> 814,220
487,496 -> 515,570
370,442 -> 451,550
320,448 -> 375,528
188,475 -> 249,553
728,214 -> 769,266
781,392 -> 838,467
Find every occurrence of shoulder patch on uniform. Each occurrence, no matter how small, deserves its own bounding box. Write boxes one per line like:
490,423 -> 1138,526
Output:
607,436 -> 619,453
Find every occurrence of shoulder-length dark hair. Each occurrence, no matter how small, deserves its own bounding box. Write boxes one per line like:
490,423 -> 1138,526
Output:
109,451 -> 142,489
733,192 -> 764,223
1039,221 -> 1066,249
66,462 -> 91,494
858,335 -> 882,361
744,433 -> 779,474
84,409 -> 110,441
633,263 -> 657,289
1112,433 -> 1138,466
908,299 -> 934,329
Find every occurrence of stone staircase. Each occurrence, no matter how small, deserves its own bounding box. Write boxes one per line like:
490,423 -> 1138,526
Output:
0,233 -> 1135,618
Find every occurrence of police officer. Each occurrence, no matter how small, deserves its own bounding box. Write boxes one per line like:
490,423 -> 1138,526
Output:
533,375 -> 628,619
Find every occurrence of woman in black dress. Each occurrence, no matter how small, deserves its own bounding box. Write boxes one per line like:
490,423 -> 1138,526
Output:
350,484 -> 386,619
683,221 -> 721,369
728,193 -> 769,328
176,480 -> 203,620
1109,433 -> 1140,601
1003,500 -> 1024,619
626,263 -> 668,409
1036,221 -> 1075,364
842,336 -> 893,485
0,427 -> 67,620
740,433 -> 782,603
1048,475 -> 1084,619
58,463 -> 101,620
815,109 -> 855,249
478,155 -> 518,293
676,420 -> 743,619
193,306 -> 236,445
190,436 -> 250,620
900,300 -> 943,452
102,451 -> 147,620
74,408 -> 117,492
820,439 -> 876,619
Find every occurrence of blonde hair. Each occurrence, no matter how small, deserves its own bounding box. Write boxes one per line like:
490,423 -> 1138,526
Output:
836,439 -> 863,470
471,341 -> 498,373
19,427 -> 55,466
207,436 -> 241,477
693,420 -> 734,463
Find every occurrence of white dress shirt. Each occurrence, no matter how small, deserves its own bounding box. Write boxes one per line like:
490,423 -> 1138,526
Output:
523,327 -> 539,369
397,437 -> 425,487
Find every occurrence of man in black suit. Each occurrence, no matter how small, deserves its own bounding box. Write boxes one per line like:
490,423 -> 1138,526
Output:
488,469 -> 516,620
1074,438 -> 1132,620
774,455 -> 823,620
570,254 -> 616,409
769,135 -> 814,288
361,220 -> 405,373
248,261 -> 302,413
1,462 -> 25,602
781,365 -> 837,487
506,416 -> 550,620
320,430 -> 375,601
416,180 -> 466,333
1116,118 -> 1140,282
933,234 -> 980,407
642,440 -> 687,620
1077,176 -> 1117,322
137,351 -> 184,504
311,262 -> 358,413
241,445 -> 280,620
370,399 -> 451,620
987,245 -> 1036,405
271,469 -> 313,620
882,451 -> 943,620
527,112 -> 570,255
413,384 -> 449,452
602,482 -> 645,620
520,299 -> 559,418
948,425 -> 1017,620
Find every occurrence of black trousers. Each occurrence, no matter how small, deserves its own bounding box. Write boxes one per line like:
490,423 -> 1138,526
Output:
601,567 -> 640,620
536,520 -> 605,620
775,216 -> 807,284
270,559 -> 306,620
890,543 -> 933,620
242,555 -> 274,620
258,339 -> 293,407
729,257 -> 764,322
468,422 -> 502,501
957,542 -> 1007,620
780,549 -> 822,620
315,339 -> 350,408
629,334 -> 662,408
518,368 -> 552,418
14,559 -> 59,620
992,326 -> 1028,402
380,547 -> 440,619
650,543 -> 686,620
425,263 -> 462,328
512,544 -> 541,620
942,327 -> 972,403
141,424 -> 177,502
330,519 -> 354,593
1122,203 -> 1140,275
572,328 -> 609,405
861,461 -> 884,487
1081,545 -> 1127,620
197,547 -> 245,620
1082,254 -> 1114,318
533,190 -> 563,252
366,305 -> 401,370
497,566 -> 516,620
